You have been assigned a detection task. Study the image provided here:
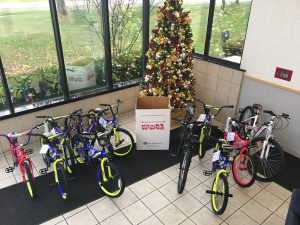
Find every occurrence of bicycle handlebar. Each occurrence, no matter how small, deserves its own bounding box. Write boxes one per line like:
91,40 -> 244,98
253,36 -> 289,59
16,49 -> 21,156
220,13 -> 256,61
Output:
194,98 -> 234,116
263,110 -> 291,119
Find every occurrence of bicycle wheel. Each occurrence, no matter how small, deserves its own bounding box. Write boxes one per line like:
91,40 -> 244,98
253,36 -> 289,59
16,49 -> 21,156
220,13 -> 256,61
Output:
199,126 -> 209,159
178,146 -> 192,194
232,152 -> 256,187
211,173 -> 229,215
22,162 -> 37,199
72,135 -> 86,164
97,161 -> 125,198
63,142 -> 76,170
249,137 -> 285,182
109,128 -> 134,157
56,163 -> 70,199
239,106 -> 254,123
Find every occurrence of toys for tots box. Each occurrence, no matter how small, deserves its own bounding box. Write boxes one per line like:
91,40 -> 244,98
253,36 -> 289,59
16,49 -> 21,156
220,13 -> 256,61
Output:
136,96 -> 170,150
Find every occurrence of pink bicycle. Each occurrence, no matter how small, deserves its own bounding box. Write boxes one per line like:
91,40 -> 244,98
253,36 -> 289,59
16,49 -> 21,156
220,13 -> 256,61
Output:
0,125 -> 41,198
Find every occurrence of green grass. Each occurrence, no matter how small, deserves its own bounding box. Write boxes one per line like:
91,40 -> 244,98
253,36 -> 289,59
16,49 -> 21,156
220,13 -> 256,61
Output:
0,2 -> 250,77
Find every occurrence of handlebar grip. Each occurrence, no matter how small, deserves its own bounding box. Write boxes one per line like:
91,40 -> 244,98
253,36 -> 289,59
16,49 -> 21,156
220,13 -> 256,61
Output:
227,105 -> 234,108
117,99 -> 122,104
263,110 -> 277,117
100,104 -> 110,107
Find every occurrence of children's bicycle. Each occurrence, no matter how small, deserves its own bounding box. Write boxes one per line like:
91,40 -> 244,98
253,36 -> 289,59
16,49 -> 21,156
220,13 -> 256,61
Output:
35,116 -> 75,199
237,105 -> 290,182
88,99 -> 134,157
176,105 -> 202,194
69,110 -> 125,198
195,99 -> 233,159
205,137 -> 256,215
0,126 -> 41,198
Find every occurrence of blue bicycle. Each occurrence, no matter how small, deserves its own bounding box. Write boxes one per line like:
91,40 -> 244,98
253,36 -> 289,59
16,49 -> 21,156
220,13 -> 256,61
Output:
87,99 -> 134,157
68,110 -> 125,198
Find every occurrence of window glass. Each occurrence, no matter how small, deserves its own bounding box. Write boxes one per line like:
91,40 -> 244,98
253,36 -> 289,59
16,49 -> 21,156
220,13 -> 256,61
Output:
57,0 -> 107,98
182,0 -> 209,54
210,0 -> 251,63
109,0 -> 143,88
0,74 -> 10,117
0,0 -> 63,113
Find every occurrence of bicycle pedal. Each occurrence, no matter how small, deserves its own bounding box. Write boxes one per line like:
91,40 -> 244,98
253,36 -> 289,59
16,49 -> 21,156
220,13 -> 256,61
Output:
39,168 -> 48,175
25,149 -> 33,155
203,170 -> 212,176
5,167 -> 14,173
228,193 -> 233,198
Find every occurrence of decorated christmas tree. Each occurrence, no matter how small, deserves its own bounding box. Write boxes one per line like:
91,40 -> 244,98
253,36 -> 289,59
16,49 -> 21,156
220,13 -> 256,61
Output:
140,0 -> 195,109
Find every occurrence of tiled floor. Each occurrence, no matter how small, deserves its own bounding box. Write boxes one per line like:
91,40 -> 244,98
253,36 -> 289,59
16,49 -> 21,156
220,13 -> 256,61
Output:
0,111 -> 291,225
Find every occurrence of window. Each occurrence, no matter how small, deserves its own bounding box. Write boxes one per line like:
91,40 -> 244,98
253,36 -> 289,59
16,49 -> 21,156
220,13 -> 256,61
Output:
0,71 -> 10,117
57,0 -> 107,98
109,0 -> 143,88
209,0 -> 252,63
183,0 -> 209,54
0,0 -> 63,113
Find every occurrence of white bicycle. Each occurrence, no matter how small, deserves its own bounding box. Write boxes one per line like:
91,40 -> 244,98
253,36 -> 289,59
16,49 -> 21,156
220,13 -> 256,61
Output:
237,104 -> 290,182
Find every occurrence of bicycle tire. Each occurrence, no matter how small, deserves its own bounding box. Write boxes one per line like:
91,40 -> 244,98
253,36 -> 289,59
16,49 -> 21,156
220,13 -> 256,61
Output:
178,146 -> 192,194
211,173 -> 229,215
97,161 -> 125,198
249,137 -> 285,182
22,161 -> 37,199
64,142 -> 76,170
232,151 -> 256,187
239,106 -> 255,123
199,126 -> 209,159
109,128 -> 134,157
56,162 -> 70,199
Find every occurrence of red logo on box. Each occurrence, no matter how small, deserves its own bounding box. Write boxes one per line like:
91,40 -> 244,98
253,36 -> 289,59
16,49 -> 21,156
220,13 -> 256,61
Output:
141,124 -> 165,130
274,67 -> 293,81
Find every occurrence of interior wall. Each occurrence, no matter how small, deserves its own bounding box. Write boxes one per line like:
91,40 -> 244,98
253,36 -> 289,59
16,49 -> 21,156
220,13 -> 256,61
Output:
241,0 -> 300,90
0,86 -> 139,152
193,58 -> 244,123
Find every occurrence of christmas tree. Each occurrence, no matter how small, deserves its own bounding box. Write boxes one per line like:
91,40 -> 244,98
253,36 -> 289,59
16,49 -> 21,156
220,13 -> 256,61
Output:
140,0 -> 195,109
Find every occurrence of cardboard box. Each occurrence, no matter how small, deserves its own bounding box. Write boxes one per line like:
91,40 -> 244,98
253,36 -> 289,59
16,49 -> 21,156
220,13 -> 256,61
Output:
136,96 -> 170,150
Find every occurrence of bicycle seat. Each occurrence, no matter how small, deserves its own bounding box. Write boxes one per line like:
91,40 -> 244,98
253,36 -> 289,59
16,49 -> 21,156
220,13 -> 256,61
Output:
253,104 -> 262,110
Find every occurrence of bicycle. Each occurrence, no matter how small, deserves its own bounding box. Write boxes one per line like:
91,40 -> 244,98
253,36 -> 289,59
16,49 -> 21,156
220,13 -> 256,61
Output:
35,116 -> 75,199
0,126 -> 41,198
205,137 -> 256,215
87,99 -> 134,157
68,110 -> 125,198
237,105 -> 290,182
8,75 -> 36,103
176,105 -> 202,194
195,99 -> 234,159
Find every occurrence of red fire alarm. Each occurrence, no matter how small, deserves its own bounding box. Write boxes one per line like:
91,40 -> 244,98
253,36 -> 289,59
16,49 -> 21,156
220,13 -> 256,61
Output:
274,67 -> 293,81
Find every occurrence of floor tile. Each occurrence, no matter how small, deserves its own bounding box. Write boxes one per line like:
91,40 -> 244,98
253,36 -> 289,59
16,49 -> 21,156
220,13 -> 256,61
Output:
189,183 -> 212,205
254,189 -> 284,212
262,213 -> 285,225
234,182 -> 263,198
112,188 -> 138,210
173,193 -> 203,216
225,210 -> 258,225
265,182 -> 291,201
163,164 -> 180,179
189,165 -> 211,182
207,202 -> 237,221
122,201 -> 152,225
141,190 -> 170,213
146,171 -> 172,189
63,205 -> 87,219
87,196 -> 107,208
0,166 -> 14,181
180,218 -> 196,225
0,176 -> 16,189
139,215 -> 164,225
56,221 -> 68,225
184,174 -> 201,191
89,198 -> 120,222
129,179 -> 155,198
240,199 -> 272,224
275,202 -> 289,220
159,180 -> 186,202
100,211 -> 131,225
40,215 -> 65,225
229,186 -> 250,208
156,203 -> 187,225
255,180 -> 270,188
190,207 -> 222,225
66,208 -> 98,225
